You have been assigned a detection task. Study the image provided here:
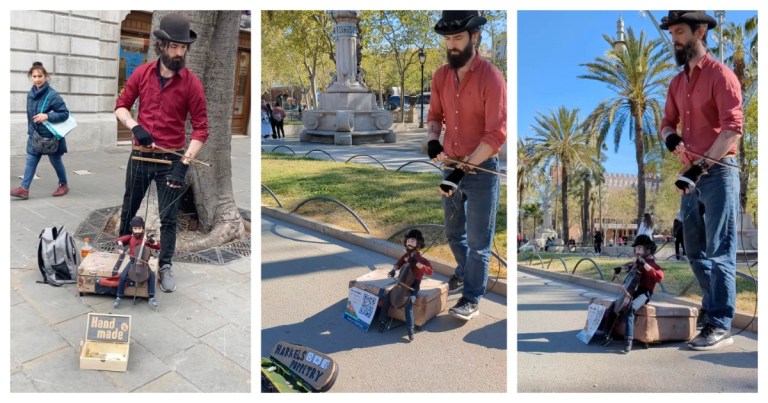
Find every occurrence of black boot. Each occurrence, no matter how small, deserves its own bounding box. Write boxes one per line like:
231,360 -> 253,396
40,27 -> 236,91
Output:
407,327 -> 414,341
623,339 -> 632,354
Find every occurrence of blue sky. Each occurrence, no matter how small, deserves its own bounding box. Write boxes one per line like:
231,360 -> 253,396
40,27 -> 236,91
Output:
517,10 -> 757,174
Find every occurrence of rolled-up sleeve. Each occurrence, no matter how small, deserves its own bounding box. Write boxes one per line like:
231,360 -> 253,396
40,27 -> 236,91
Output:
482,67 -> 506,153
116,70 -> 139,111
188,77 -> 209,143
660,76 -> 681,135
716,70 -> 743,134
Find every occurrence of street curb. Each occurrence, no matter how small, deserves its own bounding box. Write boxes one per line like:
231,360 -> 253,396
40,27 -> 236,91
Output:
261,205 -> 507,298
517,264 -> 757,334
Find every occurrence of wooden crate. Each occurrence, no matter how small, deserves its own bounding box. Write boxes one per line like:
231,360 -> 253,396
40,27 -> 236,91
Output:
79,313 -> 131,372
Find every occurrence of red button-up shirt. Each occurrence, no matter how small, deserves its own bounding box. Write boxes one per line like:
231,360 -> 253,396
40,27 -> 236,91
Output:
427,54 -> 507,157
660,53 -> 742,157
116,59 -> 209,149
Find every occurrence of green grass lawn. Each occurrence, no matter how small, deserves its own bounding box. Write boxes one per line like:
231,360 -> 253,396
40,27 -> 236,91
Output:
261,153 -> 508,277
518,251 -> 757,313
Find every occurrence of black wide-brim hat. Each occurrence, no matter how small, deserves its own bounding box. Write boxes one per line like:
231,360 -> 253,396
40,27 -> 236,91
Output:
434,11 -> 487,35
153,13 -> 198,44
632,235 -> 655,248
659,10 -> 717,30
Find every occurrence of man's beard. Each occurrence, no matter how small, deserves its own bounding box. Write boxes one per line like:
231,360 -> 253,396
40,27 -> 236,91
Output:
132,231 -> 144,239
447,39 -> 474,69
674,38 -> 699,66
160,51 -> 185,72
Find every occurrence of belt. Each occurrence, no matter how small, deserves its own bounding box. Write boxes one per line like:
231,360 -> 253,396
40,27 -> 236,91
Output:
132,146 -> 184,154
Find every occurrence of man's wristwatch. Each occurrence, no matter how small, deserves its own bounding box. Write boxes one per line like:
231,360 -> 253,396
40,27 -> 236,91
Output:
696,158 -> 710,173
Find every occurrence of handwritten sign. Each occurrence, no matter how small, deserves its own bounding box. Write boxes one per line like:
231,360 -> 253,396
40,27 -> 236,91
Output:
269,341 -> 338,392
86,313 -> 130,343
576,303 -> 607,344
343,287 -> 378,332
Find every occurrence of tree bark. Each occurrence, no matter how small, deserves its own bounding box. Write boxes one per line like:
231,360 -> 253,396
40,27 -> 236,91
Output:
151,10 -> 245,252
561,164 -> 569,241
633,108 -> 646,224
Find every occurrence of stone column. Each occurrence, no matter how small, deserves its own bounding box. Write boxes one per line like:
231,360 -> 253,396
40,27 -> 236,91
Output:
327,10 -> 366,93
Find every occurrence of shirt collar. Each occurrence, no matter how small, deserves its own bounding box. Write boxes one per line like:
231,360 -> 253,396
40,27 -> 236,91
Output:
684,52 -> 713,74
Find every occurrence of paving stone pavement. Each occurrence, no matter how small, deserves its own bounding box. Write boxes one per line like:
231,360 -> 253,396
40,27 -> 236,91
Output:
8,137 -> 251,393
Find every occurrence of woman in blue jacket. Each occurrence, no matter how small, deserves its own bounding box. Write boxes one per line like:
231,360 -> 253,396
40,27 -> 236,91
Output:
11,62 -> 70,199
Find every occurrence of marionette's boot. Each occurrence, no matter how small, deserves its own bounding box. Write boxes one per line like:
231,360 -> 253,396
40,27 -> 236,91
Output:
623,339 -> 632,354
407,327 -> 415,341
113,297 -> 122,308
148,297 -> 158,309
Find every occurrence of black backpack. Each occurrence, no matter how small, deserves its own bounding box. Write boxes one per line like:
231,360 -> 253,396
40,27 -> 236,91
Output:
37,226 -> 80,286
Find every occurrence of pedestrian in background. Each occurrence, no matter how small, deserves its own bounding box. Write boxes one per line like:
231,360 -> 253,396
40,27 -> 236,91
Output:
11,62 -> 71,200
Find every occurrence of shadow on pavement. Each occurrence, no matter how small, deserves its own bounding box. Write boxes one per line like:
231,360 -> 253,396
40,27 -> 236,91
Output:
517,302 -> 587,312
261,253 -> 383,281
689,351 -> 758,369
464,319 -> 507,350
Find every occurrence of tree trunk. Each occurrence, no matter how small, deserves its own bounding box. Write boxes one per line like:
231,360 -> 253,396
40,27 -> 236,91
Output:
633,110 -> 646,223
581,178 -> 591,244
561,164 -> 569,241
517,181 -> 525,237
152,11 -> 245,252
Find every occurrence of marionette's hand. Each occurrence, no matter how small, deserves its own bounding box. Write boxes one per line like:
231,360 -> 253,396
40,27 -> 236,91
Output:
117,241 -> 125,254
664,133 -> 683,153
388,269 -> 397,278
167,160 -> 189,188
427,140 -> 445,161
613,266 -> 623,275
439,169 -> 465,197
635,257 -> 647,268
148,235 -> 156,245
131,124 -> 154,146
675,165 -> 703,194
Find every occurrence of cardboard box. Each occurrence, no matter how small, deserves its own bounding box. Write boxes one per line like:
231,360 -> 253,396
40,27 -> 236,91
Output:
614,302 -> 698,343
77,252 -> 158,298
79,313 -> 131,372
387,277 -> 448,328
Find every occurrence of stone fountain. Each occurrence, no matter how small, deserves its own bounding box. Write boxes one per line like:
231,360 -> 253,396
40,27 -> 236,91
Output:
300,10 -> 395,145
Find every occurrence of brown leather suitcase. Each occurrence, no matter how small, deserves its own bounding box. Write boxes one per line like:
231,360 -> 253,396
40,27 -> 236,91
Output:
614,302 -> 698,343
77,252 -> 158,298
350,269 -> 448,328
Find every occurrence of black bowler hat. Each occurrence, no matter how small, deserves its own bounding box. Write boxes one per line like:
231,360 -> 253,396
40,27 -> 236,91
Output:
434,11 -> 487,35
153,13 -> 198,44
659,10 -> 717,30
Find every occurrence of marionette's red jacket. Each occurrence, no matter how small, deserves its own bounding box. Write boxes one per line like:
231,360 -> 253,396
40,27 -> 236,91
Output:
629,257 -> 664,296
117,234 -> 160,257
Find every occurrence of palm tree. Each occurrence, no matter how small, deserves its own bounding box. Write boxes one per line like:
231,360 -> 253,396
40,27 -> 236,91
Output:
579,27 -> 675,223
712,15 -> 758,212
531,106 -> 599,241
521,203 -> 542,244
517,138 -> 536,233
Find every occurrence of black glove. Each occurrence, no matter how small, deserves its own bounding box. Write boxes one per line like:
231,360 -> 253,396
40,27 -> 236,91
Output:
440,169 -> 465,195
388,269 -> 396,278
613,266 -> 623,275
427,140 -> 444,159
636,257 -> 646,267
675,165 -> 703,192
147,235 -> 156,245
408,254 -> 417,266
168,160 -> 189,187
664,133 -> 682,152
131,124 -> 154,146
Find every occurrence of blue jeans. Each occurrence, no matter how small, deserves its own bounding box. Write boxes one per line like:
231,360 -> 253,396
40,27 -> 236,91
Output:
119,153 -> 184,268
116,259 -> 156,298
21,152 -> 67,189
624,293 -> 650,340
680,157 -> 739,330
442,157 -> 500,304
404,292 -> 418,329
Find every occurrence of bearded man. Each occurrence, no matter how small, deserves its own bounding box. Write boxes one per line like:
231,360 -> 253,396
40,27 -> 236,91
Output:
114,13 -> 209,293
658,10 -> 743,351
426,11 -> 506,321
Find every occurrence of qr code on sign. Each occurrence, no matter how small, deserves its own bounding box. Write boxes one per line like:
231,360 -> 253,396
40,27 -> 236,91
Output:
359,293 -> 376,318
